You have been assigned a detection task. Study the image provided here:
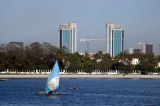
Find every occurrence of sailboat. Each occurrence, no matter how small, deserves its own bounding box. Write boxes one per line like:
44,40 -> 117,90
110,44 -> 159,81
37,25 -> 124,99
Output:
45,60 -> 60,93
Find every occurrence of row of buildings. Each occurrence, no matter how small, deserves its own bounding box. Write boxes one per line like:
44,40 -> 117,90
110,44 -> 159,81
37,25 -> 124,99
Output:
58,22 -> 159,57
59,22 -> 124,57
129,42 -> 153,54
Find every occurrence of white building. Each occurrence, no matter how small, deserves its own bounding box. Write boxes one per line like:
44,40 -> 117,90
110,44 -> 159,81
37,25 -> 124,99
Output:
131,58 -> 140,65
157,62 -> 160,68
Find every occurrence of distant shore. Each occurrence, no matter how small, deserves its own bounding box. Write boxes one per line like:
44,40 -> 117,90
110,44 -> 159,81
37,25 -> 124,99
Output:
0,74 -> 160,79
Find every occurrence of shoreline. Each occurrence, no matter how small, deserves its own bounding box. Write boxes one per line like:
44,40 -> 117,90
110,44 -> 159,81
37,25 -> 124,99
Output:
0,74 -> 160,79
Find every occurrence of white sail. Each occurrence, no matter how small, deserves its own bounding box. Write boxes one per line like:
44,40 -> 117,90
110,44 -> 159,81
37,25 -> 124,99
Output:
45,61 -> 60,93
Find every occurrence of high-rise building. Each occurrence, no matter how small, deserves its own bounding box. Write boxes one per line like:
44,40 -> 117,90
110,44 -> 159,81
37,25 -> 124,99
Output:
145,43 -> 153,54
106,23 -> 124,57
138,42 -> 153,54
59,22 -> 77,53
138,42 -> 145,53
129,48 -> 134,54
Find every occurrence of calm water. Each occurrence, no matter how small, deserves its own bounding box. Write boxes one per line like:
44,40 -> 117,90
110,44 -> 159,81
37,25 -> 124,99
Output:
0,78 -> 160,106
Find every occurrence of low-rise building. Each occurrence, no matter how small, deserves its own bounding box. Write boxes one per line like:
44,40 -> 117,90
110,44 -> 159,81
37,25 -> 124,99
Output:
129,48 -> 141,54
131,58 -> 140,65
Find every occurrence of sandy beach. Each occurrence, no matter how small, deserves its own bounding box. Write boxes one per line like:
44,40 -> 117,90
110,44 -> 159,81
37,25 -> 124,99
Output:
0,74 -> 160,79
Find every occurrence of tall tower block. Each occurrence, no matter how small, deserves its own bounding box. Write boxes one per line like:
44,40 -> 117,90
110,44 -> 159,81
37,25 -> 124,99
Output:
59,22 -> 77,53
106,23 -> 124,57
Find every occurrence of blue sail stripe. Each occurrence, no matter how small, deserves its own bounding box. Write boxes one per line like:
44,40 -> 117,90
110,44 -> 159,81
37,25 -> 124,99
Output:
45,84 -> 52,92
48,61 -> 59,82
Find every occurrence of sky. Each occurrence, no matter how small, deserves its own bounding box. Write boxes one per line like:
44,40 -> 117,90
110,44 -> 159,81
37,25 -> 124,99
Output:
0,0 -> 160,54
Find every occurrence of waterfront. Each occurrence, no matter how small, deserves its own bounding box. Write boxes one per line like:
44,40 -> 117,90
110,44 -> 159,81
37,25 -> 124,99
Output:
0,79 -> 160,106
1,74 -> 160,79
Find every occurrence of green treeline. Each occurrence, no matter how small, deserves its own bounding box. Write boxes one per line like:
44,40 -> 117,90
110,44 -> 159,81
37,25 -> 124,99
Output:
0,42 -> 160,74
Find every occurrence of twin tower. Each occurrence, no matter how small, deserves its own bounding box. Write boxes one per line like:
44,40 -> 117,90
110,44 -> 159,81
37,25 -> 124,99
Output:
59,22 -> 124,57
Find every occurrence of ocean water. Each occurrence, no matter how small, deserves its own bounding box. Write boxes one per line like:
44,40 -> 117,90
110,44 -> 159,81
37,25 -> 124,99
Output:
0,78 -> 160,106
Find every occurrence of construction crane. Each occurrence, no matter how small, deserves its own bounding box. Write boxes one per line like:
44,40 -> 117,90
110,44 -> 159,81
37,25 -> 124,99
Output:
80,37 -> 106,53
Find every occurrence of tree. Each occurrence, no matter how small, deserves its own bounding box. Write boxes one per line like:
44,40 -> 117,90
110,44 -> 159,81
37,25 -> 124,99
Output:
67,53 -> 83,72
6,42 -> 26,71
0,44 -> 8,71
24,42 -> 46,71
137,53 -> 156,74
81,53 -> 95,73
94,52 -> 112,71
42,42 -> 57,69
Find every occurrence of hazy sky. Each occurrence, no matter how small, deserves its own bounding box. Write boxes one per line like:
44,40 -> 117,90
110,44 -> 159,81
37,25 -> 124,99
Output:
0,0 -> 160,54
